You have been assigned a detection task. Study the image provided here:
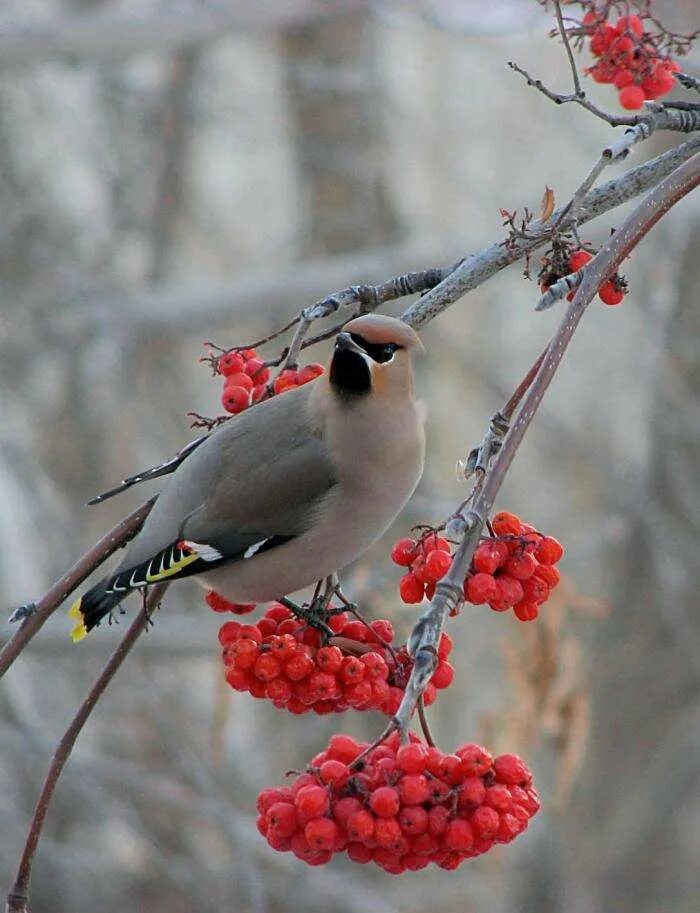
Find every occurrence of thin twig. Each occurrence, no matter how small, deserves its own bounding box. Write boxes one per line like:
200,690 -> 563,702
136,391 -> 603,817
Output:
509,60 -> 700,134
553,1 -> 582,97
0,499 -> 155,680
389,152 -> 700,738
6,583 -> 168,913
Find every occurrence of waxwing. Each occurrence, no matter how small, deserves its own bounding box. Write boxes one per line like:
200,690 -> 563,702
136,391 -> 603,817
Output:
70,314 -> 425,641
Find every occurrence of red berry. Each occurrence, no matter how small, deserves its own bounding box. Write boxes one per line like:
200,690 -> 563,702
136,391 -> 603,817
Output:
217,351 -> 245,376
599,280 -> 625,305
457,777 -> 487,811
244,357 -> 270,384
473,540 -> 509,574
494,754 -> 532,786
399,572 -> 425,604
294,785 -> 329,819
397,774 -> 430,805
471,805 -> 500,839
396,743 -> 428,774
491,512 -> 522,535
346,809 -> 375,842
444,819 -> 474,852
391,538 -> 417,567
431,660 -> 454,690
360,651 -> 389,680
495,574 -> 524,607
456,743 -> 493,777
304,817 -> 338,850
465,572 -> 499,605
513,600 -> 539,622
613,69 -> 634,89
254,653 -> 281,682
369,786 -> 400,818
284,652 -> 315,681
504,551 -> 537,580
267,802 -> 298,838
398,805 -> 429,836
533,564 -> 561,588
224,371 -> 254,392
315,645 -> 343,673
297,363 -> 325,385
221,385 -> 249,414
423,549 -> 452,582
616,14 -> 644,38
218,621 -> 242,645
327,734 -> 361,764
619,84 -> 645,110
368,618 -> 394,644
568,249 -> 593,272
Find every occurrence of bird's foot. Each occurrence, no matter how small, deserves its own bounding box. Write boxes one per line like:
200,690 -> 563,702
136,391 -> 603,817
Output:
278,596 -> 335,638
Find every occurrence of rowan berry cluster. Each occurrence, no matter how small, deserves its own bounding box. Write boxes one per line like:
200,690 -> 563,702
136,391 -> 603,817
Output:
539,247 -> 627,306
392,512 -> 563,622
216,346 -> 324,415
582,11 -> 680,109
217,601 -> 454,715
257,731 -> 539,873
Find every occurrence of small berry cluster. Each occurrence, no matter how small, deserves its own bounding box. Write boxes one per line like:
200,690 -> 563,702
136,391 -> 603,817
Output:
392,512 -> 563,622
540,247 -> 627,306
217,346 -> 324,415
583,12 -> 680,109
257,731 -> 539,873
391,533 -> 453,604
218,602 -> 454,715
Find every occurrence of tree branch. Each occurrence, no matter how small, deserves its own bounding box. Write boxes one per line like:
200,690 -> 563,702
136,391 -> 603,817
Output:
400,136 -> 700,329
391,151 -> 700,735
0,499 -> 155,680
5,584 -> 168,913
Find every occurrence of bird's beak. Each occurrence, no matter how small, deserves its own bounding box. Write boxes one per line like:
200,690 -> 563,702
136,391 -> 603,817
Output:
335,332 -> 367,357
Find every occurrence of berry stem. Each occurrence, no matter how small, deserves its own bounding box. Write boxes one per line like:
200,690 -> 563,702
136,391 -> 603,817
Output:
417,696 -> 436,748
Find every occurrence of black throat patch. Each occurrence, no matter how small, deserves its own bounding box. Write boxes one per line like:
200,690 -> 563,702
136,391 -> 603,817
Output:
329,348 -> 371,398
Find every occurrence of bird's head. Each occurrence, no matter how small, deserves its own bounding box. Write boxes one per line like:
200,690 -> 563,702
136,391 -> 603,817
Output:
329,314 -> 423,401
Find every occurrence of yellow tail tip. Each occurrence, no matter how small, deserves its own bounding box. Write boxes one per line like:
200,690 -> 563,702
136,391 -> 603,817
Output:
71,622 -> 88,643
69,597 -> 87,641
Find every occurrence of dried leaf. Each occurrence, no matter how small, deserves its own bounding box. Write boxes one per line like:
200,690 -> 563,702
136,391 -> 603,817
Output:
540,186 -> 555,222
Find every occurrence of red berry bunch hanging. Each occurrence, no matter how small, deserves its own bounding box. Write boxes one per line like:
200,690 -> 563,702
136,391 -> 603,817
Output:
391,532 -> 453,604
464,512 -> 563,622
582,12 -> 681,109
392,513 -> 564,622
219,602 -> 454,715
218,347 -> 271,414
217,346 -> 325,415
257,731 -> 539,873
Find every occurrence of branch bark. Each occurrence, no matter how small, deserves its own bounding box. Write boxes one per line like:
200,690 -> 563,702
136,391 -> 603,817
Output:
0,499 -> 155,681
393,151 -> 700,734
5,584 -> 168,913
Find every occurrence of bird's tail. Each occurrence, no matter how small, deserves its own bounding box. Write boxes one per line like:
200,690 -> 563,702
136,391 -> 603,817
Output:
68,577 -> 128,643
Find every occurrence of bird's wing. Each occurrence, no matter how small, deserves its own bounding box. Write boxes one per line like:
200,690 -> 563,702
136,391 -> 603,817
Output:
87,434 -> 209,504
118,386 -> 336,576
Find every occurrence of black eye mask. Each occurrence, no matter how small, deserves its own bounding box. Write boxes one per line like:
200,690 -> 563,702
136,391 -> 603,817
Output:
349,333 -> 401,363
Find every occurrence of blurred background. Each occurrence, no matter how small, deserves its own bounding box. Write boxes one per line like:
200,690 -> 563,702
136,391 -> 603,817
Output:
1,2 -> 699,912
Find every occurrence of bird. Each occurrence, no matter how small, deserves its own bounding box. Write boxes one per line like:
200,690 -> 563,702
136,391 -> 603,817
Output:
69,314 -> 426,642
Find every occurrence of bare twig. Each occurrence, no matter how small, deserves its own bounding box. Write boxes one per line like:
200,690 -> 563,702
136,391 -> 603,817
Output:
390,152 -> 700,737
509,60 -> 700,134
6,584 -> 168,913
0,499 -> 155,680
553,1 -> 582,97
